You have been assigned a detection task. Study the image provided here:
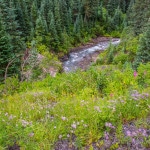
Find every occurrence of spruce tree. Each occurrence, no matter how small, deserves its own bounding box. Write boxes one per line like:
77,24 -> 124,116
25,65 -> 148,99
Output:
112,6 -> 124,30
127,0 -> 150,35
1,1 -> 25,78
107,0 -> 116,16
0,16 -> 12,81
134,23 -> 150,68
49,11 -> 59,49
31,0 -> 38,28
54,0 -> 62,38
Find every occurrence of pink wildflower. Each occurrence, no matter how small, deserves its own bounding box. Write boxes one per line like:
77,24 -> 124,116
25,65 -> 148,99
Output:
133,71 -> 138,77
110,93 -> 114,97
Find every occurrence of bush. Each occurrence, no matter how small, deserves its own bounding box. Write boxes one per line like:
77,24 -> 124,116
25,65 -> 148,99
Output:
37,44 -> 48,54
137,63 -> 150,87
106,44 -> 116,64
113,52 -> 128,64
96,72 -> 108,93
0,76 -> 20,96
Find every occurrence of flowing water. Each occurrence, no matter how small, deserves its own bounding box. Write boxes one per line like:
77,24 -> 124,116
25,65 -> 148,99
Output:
63,38 -> 120,72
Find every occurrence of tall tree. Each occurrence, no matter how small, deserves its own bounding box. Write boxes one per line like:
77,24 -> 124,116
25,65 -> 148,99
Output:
0,1 -> 25,78
127,0 -> 150,35
0,16 -> 12,81
134,23 -> 150,68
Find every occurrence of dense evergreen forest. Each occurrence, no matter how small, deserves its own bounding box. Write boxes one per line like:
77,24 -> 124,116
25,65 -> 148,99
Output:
0,0 -> 131,81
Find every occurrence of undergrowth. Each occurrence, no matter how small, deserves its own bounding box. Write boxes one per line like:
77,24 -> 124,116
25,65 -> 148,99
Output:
0,63 -> 150,149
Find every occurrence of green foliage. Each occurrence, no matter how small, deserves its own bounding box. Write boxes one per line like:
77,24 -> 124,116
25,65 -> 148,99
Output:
37,44 -> 48,54
97,43 -> 117,65
0,16 -> 12,81
0,76 -> 20,96
127,0 -> 150,35
134,24 -> 150,68
111,7 -> 124,31
113,52 -> 128,64
0,64 -> 150,149
137,63 -> 150,87
96,72 -> 108,93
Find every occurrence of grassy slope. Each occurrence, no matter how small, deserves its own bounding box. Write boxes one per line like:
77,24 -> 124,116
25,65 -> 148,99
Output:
0,63 -> 150,149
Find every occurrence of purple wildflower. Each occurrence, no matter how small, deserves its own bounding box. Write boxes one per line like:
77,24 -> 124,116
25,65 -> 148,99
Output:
105,122 -> 115,129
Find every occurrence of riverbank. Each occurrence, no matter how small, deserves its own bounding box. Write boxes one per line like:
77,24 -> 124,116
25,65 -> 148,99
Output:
62,37 -> 120,72
60,36 -> 119,62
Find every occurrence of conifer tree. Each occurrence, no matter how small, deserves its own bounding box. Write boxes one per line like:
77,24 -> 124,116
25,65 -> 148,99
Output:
127,0 -> 150,35
35,15 -> 47,43
0,1 -> 25,77
112,6 -> 124,30
54,0 -> 62,38
49,11 -> 59,49
134,23 -> 150,68
98,2 -> 103,23
31,0 -> 38,28
0,16 -> 12,81
107,0 -> 116,16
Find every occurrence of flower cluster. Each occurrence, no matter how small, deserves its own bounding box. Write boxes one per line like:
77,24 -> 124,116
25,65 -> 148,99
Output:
94,106 -> 101,112
61,116 -> 67,121
131,90 -> 149,100
104,131 -> 109,140
105,122 -> 115,129
126,128 -> 148,137
21,119 -> 32,127
81,100 -> 89,106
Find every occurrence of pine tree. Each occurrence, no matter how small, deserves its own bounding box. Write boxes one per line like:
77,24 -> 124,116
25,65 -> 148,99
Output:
98,2 -> 103,23
120,0 -> 126,13
49,11 -> 59,49
0,1 -> 25,78
35,15 -> 46,43
54,0 -> 62,38
127,0 -> 150,35
31,0 -> 38,28
107,0 -> 116,16
0,16 -> 12,81
14,1 -> 31,39
134,23 -> 150,68
59,0 -> 70,33
112,6 -> 124,30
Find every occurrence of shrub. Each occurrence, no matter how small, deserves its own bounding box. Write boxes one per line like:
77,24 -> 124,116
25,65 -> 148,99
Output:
106,44 -> 117,64
113,52 -> 128,64
96,72 -> 108,93
0,76 -> 20,96
137,63 -> 150,87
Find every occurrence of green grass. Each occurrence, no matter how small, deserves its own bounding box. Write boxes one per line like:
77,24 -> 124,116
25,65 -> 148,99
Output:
0,63 -> 150,149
